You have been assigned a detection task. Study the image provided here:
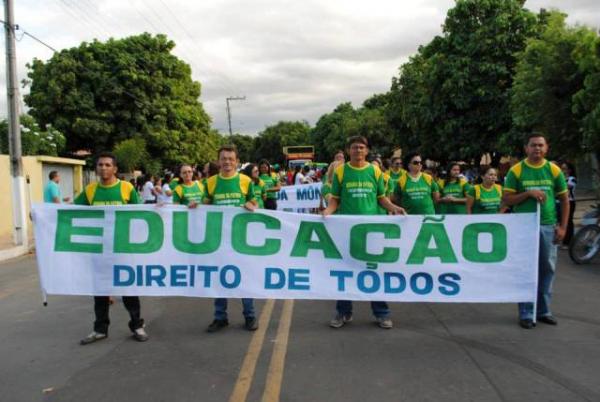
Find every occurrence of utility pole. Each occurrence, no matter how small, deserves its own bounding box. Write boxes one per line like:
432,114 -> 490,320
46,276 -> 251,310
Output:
226,96 -> 245,136
4,0 -> 27,247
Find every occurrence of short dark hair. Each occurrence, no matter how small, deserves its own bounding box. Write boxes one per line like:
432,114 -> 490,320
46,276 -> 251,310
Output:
561,161 -> 576,177
95,152 -> 117,167
526,132 -> 548,145
207,161 -> 220,177
403,152 -> 421,169
346,136 -> 369,148
218,145 -> 238,158
48,170 -> 58,180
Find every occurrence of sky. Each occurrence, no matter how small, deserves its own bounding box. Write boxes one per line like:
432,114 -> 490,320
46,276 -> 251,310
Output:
0,0 -> 598,136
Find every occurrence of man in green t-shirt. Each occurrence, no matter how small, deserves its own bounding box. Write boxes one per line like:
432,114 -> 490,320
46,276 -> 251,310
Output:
203,145 -> 258,333
74,153 -> 148,344
323,136 -> 405,330
502,133 -> 569,329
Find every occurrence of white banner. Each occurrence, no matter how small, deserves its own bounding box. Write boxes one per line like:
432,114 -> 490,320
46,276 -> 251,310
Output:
31,204 -> 539,303
276,182 -> 322,210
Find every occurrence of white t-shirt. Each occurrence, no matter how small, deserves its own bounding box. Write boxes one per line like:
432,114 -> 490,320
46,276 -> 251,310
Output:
142,181 -> 155,201
158,183 -> 172,204
294,172 -> 305,185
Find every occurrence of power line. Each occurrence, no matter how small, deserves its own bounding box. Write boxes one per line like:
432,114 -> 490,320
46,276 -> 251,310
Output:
136,1 -> 240,96
154,0 -> 241,93
60,0 -> 110,37
10,23 -> 148,106
50,0 -> 99,39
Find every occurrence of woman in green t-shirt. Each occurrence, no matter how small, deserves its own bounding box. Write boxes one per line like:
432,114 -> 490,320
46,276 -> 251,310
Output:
466,167 -> 507,214
438,162 -> 470,214
319,160 -> 342,211
242,163 -> 266,209
393,152 -> 440,215
172,164 -> 205,207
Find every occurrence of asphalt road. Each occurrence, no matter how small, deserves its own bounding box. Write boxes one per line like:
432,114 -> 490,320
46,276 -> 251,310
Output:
1,251 -> 599,402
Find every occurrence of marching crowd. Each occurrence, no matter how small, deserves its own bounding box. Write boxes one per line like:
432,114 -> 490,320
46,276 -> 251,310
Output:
43,132 -> 576,344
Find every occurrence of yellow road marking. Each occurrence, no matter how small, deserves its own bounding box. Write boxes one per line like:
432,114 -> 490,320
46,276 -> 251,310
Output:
261,299 -> 295,402
228,299 -> 276,402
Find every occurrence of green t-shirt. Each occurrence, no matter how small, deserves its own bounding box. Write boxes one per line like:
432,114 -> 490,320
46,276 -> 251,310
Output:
387,169 -> 406,194
330,162 -> 385,215
74,180 -> 140,205
260,173 -> 279,200
321,181 -> 331,199
169,177 -> 180,191
439,178 -> 470,214
172,181 -> 204,206
467,184 -> 503,214
204,173 -> 255,207
504,159 -> 567,225
394,173 -> 439,215
254,179 -> 266,208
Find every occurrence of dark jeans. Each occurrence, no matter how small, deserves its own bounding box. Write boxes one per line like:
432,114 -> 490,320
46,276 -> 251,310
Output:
93,296 -> 144,334
336,300 -> 390,318
214,298 -> 255,320
264,198 -> 277,210
564,200 -> 576,245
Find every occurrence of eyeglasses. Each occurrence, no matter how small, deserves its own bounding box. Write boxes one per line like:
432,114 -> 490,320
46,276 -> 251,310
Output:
411,160 -> 422,165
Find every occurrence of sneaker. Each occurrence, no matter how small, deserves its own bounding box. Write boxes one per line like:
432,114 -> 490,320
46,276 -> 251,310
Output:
537,315 -> 558,325
207,319 -> 229,333
244,317 -> 258,331
519,319 -> 536,329
329,313 -> 353,328
80,331 -> 107,345
376,317 -> 393,329
132,327 -> 149,342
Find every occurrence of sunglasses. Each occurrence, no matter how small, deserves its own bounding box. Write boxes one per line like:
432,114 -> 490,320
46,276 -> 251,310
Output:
411,160 -> 422,165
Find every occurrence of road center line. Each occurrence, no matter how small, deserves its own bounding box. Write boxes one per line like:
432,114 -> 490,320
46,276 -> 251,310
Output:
228,299 -> 276,402
261,299 -> 295,402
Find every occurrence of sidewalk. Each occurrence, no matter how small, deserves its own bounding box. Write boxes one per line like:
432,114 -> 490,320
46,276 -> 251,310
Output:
0,234 -> 34,262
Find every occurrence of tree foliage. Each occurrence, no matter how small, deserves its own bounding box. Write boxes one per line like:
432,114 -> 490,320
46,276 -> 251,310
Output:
0,114 -> 66,156
112,138 -> 150,173
227,134 -> 255,162
387,0 -> 537,163
311,99 -> 398,162
507,11 -> 596,157
572,32 -> 600,156
252,121 -> 311,164
23,33 -> 215,167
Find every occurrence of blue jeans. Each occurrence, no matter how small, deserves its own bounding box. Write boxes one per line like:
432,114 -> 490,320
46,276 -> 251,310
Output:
214,298 -> 255,320
336,300 -> 390,318
518,225 -> 557,320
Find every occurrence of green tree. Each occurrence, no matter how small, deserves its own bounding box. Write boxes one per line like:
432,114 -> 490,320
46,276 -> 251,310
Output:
311,99 -> 399,162
507,11 -> 596,158
388,0 -> 537,164
227,134 -> 256,162
573,32 -> 600,156
311,103 -> 356,162
23,33 -> 214,167
253,121 -> 312,164
112,138 -> 149,173
0,114 -> 66,156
